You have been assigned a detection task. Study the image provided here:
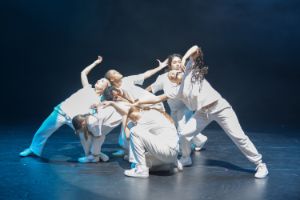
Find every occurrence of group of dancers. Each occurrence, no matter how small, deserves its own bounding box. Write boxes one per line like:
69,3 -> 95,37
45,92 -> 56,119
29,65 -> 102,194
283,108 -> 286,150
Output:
19,45 -> 269,179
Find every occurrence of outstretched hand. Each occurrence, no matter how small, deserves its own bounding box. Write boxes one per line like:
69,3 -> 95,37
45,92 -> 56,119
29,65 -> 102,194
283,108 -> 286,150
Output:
157,58 -> 168,68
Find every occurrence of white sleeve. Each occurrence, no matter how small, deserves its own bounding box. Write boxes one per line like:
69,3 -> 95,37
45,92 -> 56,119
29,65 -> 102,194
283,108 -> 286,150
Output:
124,74 -> 145,86
165,85 -> 180,99
151,74 -> 164,94
87,116 -> 103,137
83,84 -> 93,89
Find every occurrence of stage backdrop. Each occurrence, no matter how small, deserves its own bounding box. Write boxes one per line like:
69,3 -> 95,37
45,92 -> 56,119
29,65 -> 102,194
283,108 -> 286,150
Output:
1,0 -> 299,131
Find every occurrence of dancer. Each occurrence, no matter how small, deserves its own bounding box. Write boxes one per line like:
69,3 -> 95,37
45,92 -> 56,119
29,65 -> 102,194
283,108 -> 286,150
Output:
103,101 -> 180,178
72,105 -> 123,163
134,46 -> 268,178
167,45 -> 268,178
104,60 -> 167,156
146,54 -> 208,151
19,56 -> 109,157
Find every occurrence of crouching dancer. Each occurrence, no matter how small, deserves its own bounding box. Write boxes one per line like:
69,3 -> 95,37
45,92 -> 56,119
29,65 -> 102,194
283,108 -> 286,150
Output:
103,101 -> 181,178
72,105 -> 123,163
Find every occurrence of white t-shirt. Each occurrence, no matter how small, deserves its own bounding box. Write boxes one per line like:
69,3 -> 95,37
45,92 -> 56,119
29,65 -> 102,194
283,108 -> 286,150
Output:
151,72 -> 188,112
59,85 -> 100,119
134,109 -> 178,148
166,60 -> 223,111
120,74 -> 165,110
87,106 -> 123,137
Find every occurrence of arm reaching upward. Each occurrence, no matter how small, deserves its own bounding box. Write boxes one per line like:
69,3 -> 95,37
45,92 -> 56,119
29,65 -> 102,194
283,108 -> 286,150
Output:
81,56 -> 103,87
181,45 -> 200,71
143,58 -> 168,80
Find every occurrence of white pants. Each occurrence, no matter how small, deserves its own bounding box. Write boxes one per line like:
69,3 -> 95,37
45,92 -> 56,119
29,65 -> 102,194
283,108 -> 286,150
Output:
29,109 -> 73,156
119,124 -> 136,164
180,101 -> 262,165
80,123 -> 123,156
171,107 -> 207,146
130,126 -> 178,168
78,133 -> 106,156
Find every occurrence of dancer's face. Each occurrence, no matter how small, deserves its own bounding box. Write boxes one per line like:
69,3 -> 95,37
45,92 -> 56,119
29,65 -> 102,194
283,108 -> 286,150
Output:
94,78 -> 109,95
111,88 -> 123,101
170,56 -> 182,71
168,69 -> 183,84
108,70 -> 123,83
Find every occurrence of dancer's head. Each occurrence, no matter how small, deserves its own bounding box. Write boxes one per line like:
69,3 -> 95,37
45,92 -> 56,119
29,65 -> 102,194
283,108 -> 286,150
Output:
105,69 -> 123,85
94,78 -> 110,95
72,114 -> 90,140
167,69 -> 184,84
167,54 -> 182,71
103,86 -> 123,101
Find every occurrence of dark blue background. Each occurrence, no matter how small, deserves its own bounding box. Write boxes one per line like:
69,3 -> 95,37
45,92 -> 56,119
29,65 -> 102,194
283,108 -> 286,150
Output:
1,0 -> 299,130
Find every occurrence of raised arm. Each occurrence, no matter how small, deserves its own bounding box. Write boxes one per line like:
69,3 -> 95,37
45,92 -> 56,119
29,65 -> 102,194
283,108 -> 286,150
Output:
181,45 -> 200,70
81,56 -> 103,87
143,58 -> 168,80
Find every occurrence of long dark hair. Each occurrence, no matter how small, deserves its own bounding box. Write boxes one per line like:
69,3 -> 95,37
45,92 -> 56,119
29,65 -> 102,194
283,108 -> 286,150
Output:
72,114 -> 92,140
191,48 -> 208,83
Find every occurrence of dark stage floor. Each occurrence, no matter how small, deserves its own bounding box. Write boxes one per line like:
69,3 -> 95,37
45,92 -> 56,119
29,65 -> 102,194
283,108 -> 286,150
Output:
1,124 -> 300,200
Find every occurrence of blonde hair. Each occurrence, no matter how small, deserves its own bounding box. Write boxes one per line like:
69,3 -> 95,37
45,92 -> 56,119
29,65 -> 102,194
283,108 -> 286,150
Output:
124,105 -> 174,130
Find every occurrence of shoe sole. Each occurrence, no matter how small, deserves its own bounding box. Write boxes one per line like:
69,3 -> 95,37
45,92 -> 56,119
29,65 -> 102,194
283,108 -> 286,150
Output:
124,173 -> 149,178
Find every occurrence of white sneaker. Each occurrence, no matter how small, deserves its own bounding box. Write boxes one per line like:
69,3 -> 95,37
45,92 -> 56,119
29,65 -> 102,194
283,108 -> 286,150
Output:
99,152 -> 109,162
124,165 -> 149,178
179,156 -> 192,167
255,163 -> 269,178
176,159 -> 183,171
193,136 -> 208,151
19,148 -> 35,157
78,155 -> 100,163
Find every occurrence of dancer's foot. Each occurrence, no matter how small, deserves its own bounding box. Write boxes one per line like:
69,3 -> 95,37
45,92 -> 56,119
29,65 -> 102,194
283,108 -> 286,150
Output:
19,148 -> 36,157
192,135 -> 208,151
124,165 -> 149,178
99,152 -> 109,162
255,163 -> 268,178
178,156 -> 192,167
78,155 -> 100,163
